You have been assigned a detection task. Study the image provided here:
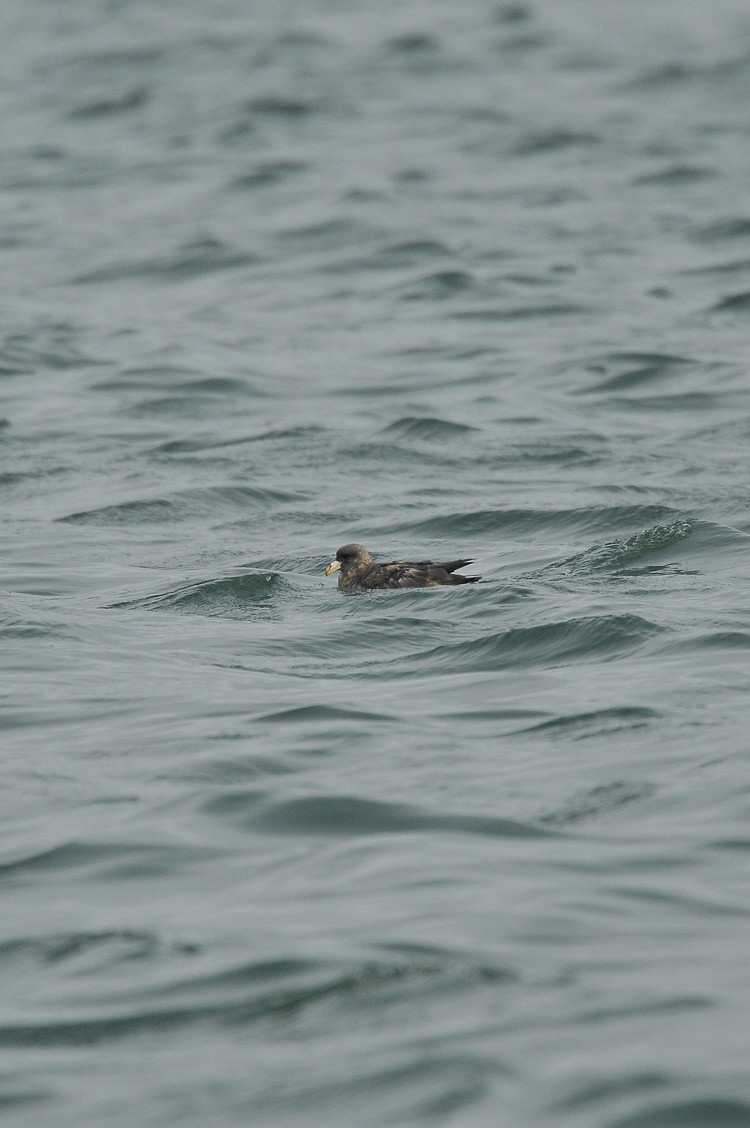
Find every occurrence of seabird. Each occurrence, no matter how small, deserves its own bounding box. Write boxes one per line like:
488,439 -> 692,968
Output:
324,543 -> 481,589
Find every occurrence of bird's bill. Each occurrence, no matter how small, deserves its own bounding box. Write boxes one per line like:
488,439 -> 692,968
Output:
324,559 -> 341,576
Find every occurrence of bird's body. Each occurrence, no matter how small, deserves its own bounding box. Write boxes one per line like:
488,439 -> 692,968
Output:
325,543 -> 481,589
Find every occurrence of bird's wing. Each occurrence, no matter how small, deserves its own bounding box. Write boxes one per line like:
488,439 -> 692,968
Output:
359,561 -> 458,587
432,558 -> 474,574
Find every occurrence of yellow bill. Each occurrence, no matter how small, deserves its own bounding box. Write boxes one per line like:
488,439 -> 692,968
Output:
324,559 -> 341,576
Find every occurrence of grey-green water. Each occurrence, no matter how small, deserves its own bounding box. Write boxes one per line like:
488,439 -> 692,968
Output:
2,1 -> 750,1125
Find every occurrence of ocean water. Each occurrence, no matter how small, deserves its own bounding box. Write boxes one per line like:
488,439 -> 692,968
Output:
2,0 -> 750,1124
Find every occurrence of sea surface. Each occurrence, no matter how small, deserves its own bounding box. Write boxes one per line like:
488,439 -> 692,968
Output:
2,1 -> 750,1125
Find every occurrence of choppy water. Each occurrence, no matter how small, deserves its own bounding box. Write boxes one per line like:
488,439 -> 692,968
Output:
3,1 -> 750,1124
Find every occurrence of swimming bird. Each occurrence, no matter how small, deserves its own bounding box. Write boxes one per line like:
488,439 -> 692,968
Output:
324,543 -> 481,589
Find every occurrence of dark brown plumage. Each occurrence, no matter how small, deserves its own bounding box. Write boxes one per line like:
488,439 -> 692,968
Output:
324,543 -> 481,589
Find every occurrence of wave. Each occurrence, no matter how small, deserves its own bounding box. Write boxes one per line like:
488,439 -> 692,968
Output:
519,707 -> 660,740
228,160 -> 308,190
606,1098 -> 750,1128
379,416 -> 479,440
396,269 -> 478,301
392,613 -> 664,676
59,485 -> 303,525
711,291 -> 750,314
202,790 -> 555,840
453,302 -> 590,321
0,934 -> 514,1049
376,506 -> 681,541
543,519 -> 693,576
73,237 -> 260,285
571,351 -> 700,394
541,779 -> 657,825
112,572 -> 286,617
